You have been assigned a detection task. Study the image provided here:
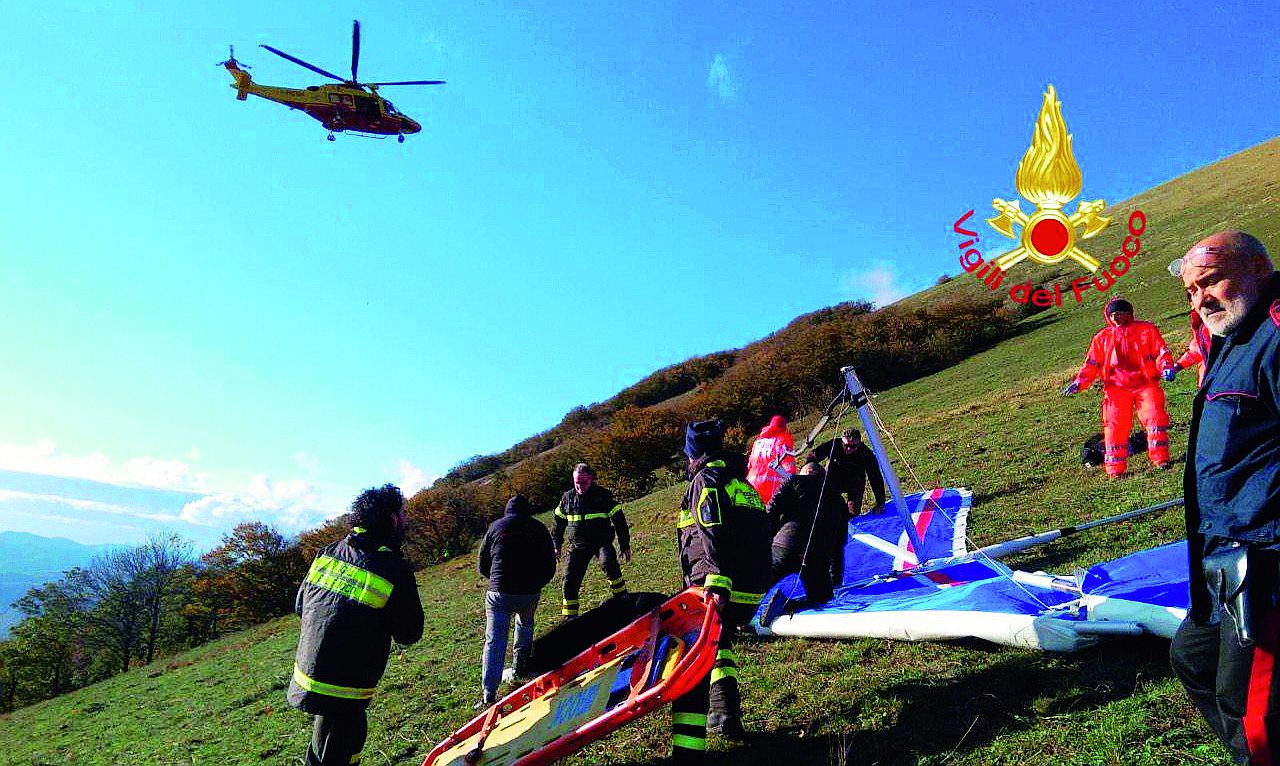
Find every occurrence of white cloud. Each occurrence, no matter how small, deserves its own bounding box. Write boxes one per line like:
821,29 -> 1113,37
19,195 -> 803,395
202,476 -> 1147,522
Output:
0,439 -> 209,492
0,489 -> 178,523
0,439 -> 345,541
398,459 -> 433,496
707,53 -> 738,102
179,475 -> 330,532
840,263 -> 912,308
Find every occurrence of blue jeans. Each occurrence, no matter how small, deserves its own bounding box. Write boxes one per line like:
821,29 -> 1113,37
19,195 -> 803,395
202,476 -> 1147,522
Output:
482,591 -> 540,702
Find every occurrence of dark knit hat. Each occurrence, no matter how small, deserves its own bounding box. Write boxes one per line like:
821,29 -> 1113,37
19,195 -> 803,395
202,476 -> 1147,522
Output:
684,419 -> 725,459
1105,298 -> 1133,315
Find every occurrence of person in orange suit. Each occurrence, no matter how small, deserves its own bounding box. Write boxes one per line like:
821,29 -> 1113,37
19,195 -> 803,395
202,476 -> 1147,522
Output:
1169,309 -> 1212,388
1063,298 -> 1176,477
745,415 -> 796,505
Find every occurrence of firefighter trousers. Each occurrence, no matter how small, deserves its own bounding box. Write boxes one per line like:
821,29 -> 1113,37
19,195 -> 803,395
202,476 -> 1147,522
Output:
561,544 -> 626,616
308,710 -> 367,766
1101,383 -> 1170,476
670,616 -> 742,763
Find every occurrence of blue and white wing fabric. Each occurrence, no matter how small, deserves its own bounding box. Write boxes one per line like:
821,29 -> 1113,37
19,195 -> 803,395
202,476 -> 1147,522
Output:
1079,541 -> 1189,639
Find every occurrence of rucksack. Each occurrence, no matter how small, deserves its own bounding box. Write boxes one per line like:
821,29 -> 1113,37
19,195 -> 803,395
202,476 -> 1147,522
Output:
1081,431 -> 1149,467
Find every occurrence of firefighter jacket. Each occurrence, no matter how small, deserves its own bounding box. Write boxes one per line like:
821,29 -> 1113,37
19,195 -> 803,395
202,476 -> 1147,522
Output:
1074,309 -> 1175,391
813,438 -> 886,507
678,452 -> 773,619
553,483 -> 630,552
478,498 -> 556,595
288,529 -> 424,714
767,470 -> 849,556
1185,274 -> 1280,622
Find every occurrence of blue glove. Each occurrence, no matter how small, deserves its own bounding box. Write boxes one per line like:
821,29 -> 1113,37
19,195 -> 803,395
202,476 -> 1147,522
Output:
1062,381 -> 1080,396
1161,366 -> 1178,382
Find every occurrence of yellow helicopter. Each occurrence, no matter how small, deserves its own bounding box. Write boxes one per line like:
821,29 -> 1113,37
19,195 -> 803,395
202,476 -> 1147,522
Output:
222,20 -> 444,142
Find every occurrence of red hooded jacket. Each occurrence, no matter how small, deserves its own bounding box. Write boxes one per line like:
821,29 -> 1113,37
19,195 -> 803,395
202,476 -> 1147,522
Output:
746,416 -> 796,504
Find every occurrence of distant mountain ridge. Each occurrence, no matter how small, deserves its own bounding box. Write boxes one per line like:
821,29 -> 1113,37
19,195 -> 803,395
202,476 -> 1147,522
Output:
0,531 -> 113,636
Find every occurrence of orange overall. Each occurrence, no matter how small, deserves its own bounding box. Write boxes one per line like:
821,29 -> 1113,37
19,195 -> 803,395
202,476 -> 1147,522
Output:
1073,310 -> 1175,476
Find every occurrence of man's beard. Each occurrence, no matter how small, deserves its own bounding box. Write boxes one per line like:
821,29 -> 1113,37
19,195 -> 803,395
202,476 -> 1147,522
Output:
1199,286 -> 1260,336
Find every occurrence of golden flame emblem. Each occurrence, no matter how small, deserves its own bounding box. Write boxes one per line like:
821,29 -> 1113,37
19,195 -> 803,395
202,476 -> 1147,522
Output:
989,85 -> 1109,272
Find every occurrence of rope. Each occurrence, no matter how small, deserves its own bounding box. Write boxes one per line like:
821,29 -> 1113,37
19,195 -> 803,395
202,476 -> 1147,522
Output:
778,394 -> 853,613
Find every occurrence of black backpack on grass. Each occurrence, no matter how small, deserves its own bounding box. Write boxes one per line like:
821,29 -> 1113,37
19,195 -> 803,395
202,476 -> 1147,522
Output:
1081,431 -> 1148,467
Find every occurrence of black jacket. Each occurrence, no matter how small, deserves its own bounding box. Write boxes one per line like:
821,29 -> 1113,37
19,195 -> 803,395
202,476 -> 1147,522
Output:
814,438 -> 886,507
288,530 -> 424,714
1185,275 -> 1280,622
767,470 -> 849,555
478,500 -> 556,595
553,483 -> 630,552
678,452 -> 773,619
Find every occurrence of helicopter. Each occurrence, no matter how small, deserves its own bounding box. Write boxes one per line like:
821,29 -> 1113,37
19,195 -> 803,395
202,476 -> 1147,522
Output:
221,20 -> 444,142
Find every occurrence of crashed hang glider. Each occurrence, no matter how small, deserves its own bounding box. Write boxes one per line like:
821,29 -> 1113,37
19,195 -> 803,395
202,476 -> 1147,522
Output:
753,367 -> 1189,652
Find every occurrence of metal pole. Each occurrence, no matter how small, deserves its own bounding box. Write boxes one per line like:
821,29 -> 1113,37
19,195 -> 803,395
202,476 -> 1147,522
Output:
840,366 -> 930,560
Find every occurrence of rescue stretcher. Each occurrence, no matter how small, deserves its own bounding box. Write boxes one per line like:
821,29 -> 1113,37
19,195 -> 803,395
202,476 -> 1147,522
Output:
422,587 -> 721,766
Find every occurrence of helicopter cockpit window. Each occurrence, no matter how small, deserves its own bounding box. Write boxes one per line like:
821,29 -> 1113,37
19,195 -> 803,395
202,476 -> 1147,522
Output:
384,100 -> 398,115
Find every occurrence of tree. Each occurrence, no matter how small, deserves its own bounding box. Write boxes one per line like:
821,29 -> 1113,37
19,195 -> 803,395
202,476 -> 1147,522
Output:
7,577 -> 91,700
200,522 -> 307,630
135,533 -> 194,665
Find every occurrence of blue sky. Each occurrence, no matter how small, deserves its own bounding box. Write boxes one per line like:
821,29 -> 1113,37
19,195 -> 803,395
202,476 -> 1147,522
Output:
1,1 -> 1277,548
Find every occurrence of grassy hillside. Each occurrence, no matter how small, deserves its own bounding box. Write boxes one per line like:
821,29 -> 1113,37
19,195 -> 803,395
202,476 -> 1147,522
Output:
6,137 -> 1279,765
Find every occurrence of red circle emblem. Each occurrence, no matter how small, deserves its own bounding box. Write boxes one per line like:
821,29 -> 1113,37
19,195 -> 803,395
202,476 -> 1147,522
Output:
1030,218 -> 1070,256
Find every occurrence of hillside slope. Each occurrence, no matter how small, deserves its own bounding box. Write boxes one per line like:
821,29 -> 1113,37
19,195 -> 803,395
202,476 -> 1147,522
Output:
5,137 -> 1279,765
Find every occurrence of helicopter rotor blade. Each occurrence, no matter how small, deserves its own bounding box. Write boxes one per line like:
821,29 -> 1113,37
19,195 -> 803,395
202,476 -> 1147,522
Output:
259,44 -> 345,82
366,80 -> 447,86
351,20 -> 361,83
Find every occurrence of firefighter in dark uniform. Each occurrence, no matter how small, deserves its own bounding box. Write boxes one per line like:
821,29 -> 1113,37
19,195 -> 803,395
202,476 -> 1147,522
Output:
1167,231 -> 1280,764
288,485 -> 425,766
553,463 -> 631,619
767,453 -> 850,605
813,428 -> 886,516
671,419 -> 772,762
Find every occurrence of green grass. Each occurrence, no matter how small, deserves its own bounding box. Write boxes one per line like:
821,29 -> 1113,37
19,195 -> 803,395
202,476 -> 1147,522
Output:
6,138 -> 1280,765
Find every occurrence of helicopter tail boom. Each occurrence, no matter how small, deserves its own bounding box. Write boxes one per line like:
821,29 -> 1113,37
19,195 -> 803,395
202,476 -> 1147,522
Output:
222,57 -> 253,100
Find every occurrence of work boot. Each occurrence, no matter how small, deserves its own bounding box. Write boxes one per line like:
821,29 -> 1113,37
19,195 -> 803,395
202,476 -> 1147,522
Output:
472,693 -> 497,712
706,711 -> 747,741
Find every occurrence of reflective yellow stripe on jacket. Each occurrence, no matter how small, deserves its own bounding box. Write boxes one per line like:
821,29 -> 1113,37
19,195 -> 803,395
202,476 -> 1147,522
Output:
555,504 -> 625,523
306,555 -> 394,609
292,664 -> 376,700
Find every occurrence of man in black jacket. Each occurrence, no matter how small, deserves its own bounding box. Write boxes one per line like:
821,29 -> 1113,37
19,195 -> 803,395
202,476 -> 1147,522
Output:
814,428 -> 886,516
476,494 -> 556,707
553,463 -> 631,618
767,454 -> 850,604
671,419 -> 772,762
288,485 -> 424,766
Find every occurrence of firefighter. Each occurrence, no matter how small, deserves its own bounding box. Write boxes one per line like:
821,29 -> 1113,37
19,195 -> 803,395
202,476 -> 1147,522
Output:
813,428 -> 886,516
1063,298 -> 1176,477
288,485 -> 424,766
745,414 -> 796,505
671,419 -> 772,762
767,454 -> 850,605
553,463 -> 631,619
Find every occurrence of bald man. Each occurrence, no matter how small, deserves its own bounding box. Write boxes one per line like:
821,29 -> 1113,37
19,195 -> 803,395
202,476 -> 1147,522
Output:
1167,231 -> 1280,765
